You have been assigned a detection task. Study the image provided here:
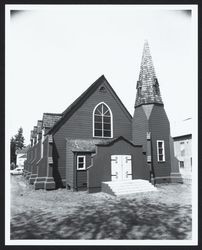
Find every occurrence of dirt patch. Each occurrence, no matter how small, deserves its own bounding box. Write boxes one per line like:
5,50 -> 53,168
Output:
10,176 -> 192,240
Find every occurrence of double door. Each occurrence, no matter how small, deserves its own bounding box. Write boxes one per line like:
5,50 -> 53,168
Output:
111,155 -> 132,181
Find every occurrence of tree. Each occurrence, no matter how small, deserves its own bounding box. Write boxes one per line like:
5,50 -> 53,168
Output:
10,127 -> 25,165
10,137 -> 16,165
14,127 -> 25,150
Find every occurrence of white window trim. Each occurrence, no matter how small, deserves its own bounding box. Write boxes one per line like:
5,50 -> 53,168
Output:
77,155 -> 86,170
157,140 -> 165,162
92,102 -> 113,138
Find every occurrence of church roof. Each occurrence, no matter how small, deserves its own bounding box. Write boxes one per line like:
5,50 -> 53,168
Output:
135,40 -> 163,107
33,126 -> 38,138
66,136 -> 141,152
42,113 -> 62,129
37,120 -> 43,133
47,75 -> 132,135
66,138 -> 114,152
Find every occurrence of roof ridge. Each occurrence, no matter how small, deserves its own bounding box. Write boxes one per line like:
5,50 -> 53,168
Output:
46,74 -> 131,135
62,74 -> 105,116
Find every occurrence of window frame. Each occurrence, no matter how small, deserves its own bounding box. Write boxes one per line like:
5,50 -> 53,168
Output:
77,155 -> 86,170
179,161 -> 184,168
93,102 -> 113,138
157,140 -> 165,162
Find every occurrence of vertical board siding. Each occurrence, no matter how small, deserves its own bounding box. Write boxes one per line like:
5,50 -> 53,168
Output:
149,105 -> 171,177
132,106 -> 149,152
88,140 -> 149,190
54,83 -> 132,186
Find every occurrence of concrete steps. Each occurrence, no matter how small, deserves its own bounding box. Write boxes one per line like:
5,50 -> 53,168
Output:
101,179 -> 157,196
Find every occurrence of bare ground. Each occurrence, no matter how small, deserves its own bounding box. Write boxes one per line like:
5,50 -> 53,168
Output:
10,175 -> 192,240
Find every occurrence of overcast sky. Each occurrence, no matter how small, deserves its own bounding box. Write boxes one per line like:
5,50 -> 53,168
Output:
6,5 -> 197,145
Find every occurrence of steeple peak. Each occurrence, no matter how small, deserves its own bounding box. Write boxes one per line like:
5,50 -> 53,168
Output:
135,41 -> 163,107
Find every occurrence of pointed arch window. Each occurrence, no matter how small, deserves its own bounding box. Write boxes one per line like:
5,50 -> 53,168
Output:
93,102 -> 113,138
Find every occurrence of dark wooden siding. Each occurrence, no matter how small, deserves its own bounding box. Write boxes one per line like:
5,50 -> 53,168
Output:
29,146 -> 35,173
75,153 -> 91,190
88,139 -> 149,190
31,142 -> 41,174
38,136 -> 49,177
149,105 -> 171,178
132,106 -> 149,152
53,82 -> 132,185
133,104 -> 172,180
65,143 -> 74,187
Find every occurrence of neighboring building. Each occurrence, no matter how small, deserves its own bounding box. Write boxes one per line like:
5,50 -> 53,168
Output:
23,41 -> 182,193
172,118 -> 192,181
15,146 -> 30,167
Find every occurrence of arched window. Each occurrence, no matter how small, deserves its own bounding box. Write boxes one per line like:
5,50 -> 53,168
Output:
93,102 -> 113,138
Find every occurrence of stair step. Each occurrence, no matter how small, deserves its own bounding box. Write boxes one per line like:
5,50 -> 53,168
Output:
113,186 -> 157,191
111,186 -> 157,191
114,189 -> 157,196
101,179 -> 157,196
107,184 -> 155,189
103,179 -> 148,184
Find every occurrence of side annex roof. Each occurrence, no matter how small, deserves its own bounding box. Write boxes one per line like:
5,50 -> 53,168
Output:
66,136 -> 142,153
47,75 -> 132,135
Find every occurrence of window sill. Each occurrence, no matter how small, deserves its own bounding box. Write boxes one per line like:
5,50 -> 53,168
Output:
93,136 -> 113,139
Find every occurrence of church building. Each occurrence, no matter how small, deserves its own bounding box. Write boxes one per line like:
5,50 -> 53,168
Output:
24,41 -> 182,195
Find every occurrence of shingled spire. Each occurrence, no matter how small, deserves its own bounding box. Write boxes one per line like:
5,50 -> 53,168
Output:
135,40 -> 163,107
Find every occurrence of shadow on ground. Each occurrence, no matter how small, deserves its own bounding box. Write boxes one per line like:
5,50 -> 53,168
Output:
11,198 -> 191,240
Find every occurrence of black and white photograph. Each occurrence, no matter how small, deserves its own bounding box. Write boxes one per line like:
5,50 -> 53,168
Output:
5,4 -> 198,245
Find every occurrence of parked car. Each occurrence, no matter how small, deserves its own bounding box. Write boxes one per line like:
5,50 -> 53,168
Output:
10,167 -> 23,175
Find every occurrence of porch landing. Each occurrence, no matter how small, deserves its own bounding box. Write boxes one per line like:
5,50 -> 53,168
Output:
101,179 -> 157,196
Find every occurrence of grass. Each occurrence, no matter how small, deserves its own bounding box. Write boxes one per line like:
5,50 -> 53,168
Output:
10,176 -> 192,240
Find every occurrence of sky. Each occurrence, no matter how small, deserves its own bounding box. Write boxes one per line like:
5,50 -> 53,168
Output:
6,5 -> 197,145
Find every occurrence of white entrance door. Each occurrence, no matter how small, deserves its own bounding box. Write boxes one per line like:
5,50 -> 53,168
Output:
111,155 -> 132,181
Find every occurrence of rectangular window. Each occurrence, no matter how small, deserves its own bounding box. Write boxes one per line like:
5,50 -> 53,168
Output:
157,140 -> 165,162
180,141 -> 185,156
180,161 -> 184,168
77,156 -> 86,170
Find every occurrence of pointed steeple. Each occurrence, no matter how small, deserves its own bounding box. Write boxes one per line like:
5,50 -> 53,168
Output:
135,40 -> 163,107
